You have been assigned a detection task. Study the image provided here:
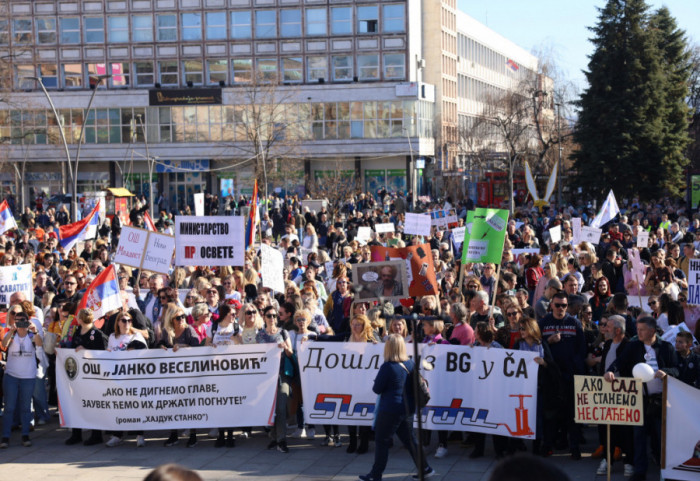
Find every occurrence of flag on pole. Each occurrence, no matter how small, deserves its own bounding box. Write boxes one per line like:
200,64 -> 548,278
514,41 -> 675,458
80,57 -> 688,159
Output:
144,210 -> 157,231
245,180 -> 259,248
0,200 -> 18,235
59,201 -> 100,252
506,59 -> 520,72
85,202 -> 101,239
76,264 -> 122,320
589,190 -> 620,229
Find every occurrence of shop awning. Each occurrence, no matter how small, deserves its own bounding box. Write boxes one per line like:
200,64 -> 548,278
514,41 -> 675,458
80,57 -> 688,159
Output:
105,187 -> 135,197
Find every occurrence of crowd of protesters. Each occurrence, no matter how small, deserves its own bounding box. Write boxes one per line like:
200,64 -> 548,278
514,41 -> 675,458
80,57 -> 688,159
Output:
0,188 -> 699,481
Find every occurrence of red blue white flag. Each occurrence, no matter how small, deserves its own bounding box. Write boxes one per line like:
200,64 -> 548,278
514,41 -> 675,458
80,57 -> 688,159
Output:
0,200 -> 18,235
245,180 -> 259,248
76,264 -> 122,319
506,59 -> 520,72
144,210 -> 157,231
59,200 -> 100,252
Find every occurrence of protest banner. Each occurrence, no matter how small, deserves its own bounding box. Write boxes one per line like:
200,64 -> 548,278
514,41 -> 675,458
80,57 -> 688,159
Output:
572,217 -> 582,245
370,244 -> 438,297
429,209 -> 448,228
298,343 -> 538,439
356,226 -> 372,244
260,243 -> 285,293
574,375 -> 643,426
175,216 -> 244,266
661,377 -> 700,481
114,226 -> 174,275
549,225 -> 562,243
464,208 -> 509,264
451,226 -> 466,247
375,223 -> 395,234
580,226 -> 603,245
688,259 -> 700,305
56,344 -> 281,430
637,230 -> 649,248
0,264 -> 33,304
352,260 -> 409,302
194,193 -> 204,216
404,213 -> 432,236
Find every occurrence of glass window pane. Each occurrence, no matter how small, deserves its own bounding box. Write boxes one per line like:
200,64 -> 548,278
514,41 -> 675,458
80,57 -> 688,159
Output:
357,6 -> 378,34
108,16 -> 129,43
331,7 -> 352,35
255,11 -> 276,39
59,17 -> 80,44
306,8 -> 327,36
85,17 -> 105,43
206,12 -> 226,40
382,4 -> 405,33
231,11 -> 252,39
133,15 -> 153,42
181,13 -> 202,41
280,10 -> 301,38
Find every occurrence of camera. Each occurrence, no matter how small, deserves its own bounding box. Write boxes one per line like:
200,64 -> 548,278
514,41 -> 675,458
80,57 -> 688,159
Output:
15,319 -> 30,329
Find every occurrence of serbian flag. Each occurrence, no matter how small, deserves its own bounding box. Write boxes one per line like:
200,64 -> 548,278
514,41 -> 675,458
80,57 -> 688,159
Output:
59,201 -> 100,252
76,264 -> 122,321
245,180 -> 259,248
85,202 -> 101,239
0,200 -> 18,235
506,59 -> 519,72
144,211 -> 157,231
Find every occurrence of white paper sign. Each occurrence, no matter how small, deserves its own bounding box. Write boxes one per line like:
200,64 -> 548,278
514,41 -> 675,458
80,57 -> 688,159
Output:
404,213 -> 432,236
114,226 -> 148,269
0,264 -> 33,304
572,218 -> 582,245
56,345 -> 281,430
637,231 -> 649,248
549,225 -> 562,243
261,244 -> 285,293
142,232 -> 175,274
356,226 -> 372,244
175,216 -> 245,266
194,193 -> 204,216
451,227 -> 466,247
580,226 -> 603,245
375,223 -> 395,234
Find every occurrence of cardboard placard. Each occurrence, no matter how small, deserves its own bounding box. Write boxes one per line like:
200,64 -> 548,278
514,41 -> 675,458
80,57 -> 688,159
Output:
574,375 -> 643,426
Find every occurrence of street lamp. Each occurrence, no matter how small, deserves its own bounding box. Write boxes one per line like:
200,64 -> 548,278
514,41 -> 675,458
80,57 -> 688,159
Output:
136,115 -> 156,216
26,74 -> 110,221
555,102 -> 563,209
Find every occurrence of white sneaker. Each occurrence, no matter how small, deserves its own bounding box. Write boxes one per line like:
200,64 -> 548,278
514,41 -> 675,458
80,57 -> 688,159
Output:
105,436 -> 123,447
623,464 -> 634,477
292,428 -> 306,439
434,445 -> 448,458
596,459 -> 608,475
136,435 -> 146,448
306,427 -> 316,439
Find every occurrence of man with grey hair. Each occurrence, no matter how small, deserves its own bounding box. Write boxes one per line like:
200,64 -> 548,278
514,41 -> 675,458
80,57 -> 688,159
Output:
469,290 -> 504,329
534,278 -> 562,321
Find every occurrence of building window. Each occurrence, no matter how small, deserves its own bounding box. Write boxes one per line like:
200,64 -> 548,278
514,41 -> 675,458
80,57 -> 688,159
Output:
257,58 -> 277,83
14,65 -> 34,89
36,18 -> 57,44
108,16 -> 129,43
84,17 -> 104,43
207,59 -> 227,85
382,4 -> 405,33
134,61 -> 154,86
181,13 -> 202,41
63,63 -> 83,88
183,60 -> 203,85
206,12 -> 226,40
12,19 -> 32,44
332,55 -> 353,81
231,11 -> 251,39
132,15 -> 153,42
156,14 -> 177,41
232,58 -> 252,84
282,57 -> 302,83
38,64 -> 58,88
0,20 -> 9,45
383,53 -> 405,79
307,56 -> 327,82
158,60 -> 178,86
86,63 -> 109,88
255,11 -> 276,39
357,6 -> 378,34
331,7 -> 352,35
357,54 -> 379,80
305,8 -> 327,36
280,10 -> 301,38
110,62 -> 130,88
59,17 -> 80,44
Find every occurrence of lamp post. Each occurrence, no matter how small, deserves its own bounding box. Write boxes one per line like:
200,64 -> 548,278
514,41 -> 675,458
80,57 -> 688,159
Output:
555,102 -> 563,209
136,115 -> 155,216
27,75 -> 110,221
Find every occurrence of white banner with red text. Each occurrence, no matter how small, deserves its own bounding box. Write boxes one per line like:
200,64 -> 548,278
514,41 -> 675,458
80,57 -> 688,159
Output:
298,342 -> 539,438
56,345 -> 281,430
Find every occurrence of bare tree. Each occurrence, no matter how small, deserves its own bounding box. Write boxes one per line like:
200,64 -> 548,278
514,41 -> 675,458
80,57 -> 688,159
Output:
305,159 -> 358,223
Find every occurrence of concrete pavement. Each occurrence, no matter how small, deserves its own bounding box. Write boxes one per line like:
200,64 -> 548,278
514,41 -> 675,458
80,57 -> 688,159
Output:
0,415 -> 660,480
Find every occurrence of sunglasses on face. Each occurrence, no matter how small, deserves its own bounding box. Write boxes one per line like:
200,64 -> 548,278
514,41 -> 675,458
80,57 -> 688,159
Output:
64,281 -> 76,285
553,303 -> 568,308
245,311 -> 256,315
648,301 -> 657,306
120,318 -> 132,324
174,314 -> 187,321
506,312 -> 519,317
265,313 -> 278,318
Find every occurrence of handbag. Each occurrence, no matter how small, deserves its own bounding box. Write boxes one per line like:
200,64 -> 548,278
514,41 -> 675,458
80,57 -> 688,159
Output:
400,361 -> 430,409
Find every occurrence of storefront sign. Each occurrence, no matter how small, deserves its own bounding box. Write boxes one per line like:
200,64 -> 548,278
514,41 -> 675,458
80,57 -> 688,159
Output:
156,159 -> 210,173
149,88 -> 222,106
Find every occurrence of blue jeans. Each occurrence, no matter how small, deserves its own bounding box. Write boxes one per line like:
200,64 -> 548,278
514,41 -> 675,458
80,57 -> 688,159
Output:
2,374 -> 35,438
33,374 -> 50,422
369,410 -> 429,480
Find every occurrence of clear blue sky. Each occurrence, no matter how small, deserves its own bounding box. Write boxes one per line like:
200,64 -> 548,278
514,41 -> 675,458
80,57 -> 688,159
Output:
458,0 -> 700,95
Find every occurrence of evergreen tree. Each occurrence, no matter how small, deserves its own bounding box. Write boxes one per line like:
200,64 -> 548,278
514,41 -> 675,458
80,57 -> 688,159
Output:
572,0 -> 690,200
